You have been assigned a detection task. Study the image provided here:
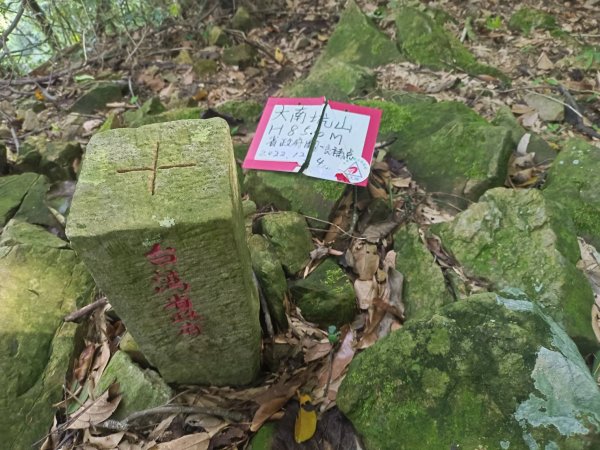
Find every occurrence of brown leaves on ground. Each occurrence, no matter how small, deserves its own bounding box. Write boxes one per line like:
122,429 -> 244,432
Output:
67,383 -> 122,430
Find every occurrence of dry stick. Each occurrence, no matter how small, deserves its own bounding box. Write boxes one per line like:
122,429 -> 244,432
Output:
99,405 -> 248,431
64,297 -> 109,323
9,126 -> 19,155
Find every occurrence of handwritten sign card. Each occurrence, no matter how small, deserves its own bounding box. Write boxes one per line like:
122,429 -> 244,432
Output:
242,98 -> 381,187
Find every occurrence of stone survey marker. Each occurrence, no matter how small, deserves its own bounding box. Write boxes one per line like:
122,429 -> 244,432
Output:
67,119 -> 261,385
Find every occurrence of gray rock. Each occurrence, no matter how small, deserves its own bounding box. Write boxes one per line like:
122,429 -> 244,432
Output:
338,293 -> 600,450
222,44 -> 257,68
0,173 -> 39,227
70,81 -> 124,114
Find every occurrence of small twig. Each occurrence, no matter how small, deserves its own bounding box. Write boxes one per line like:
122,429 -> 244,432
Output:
9,126 -> 19,154
64,297 -> 109,323
525,89 -> 584,119
99,405 -> 248,431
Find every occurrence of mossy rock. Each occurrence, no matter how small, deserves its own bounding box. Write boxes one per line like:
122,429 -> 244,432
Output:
98,112 -> 122,132
0,173 -> 39,227
367,89 -> 436,106
492,107 -> 557,163
222,43 -> 257,68
122,97 -> 167,127
215,100 -> 263,124
434,187 -> 596,350
317,0 -> 401,68
231,6 -> 257,32
11,174 -> 61,230
69,81 -> 124,114
13,136 -> 82,182
95,351 -> 173,420
260,211 -> 313,275
394,6 -> 507,82
290,258 -> 355,327
357,100 -> 513,206
393,224 -> 453,321
543,138 -> 600,249
509,7 -> 557,35
0,238 -> 94,449
243,170 -> 345,230
248,234 -> 289,332
207,25 -> 230,46
193,59 -> 219,77
282,58 -> 376,101
338,293 -> 600,450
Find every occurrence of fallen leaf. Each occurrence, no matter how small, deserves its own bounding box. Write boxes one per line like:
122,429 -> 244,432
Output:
318,330 -> 355,387
83,119 -> 103,133
304,339 -> 332,363
83,430 -> 125,448
511,104 -> 534,115
294,393 -> 317,443
346,240 -> 379,281
537,52 -> 554,70
74,344 -> 96,383
147,414 -> 177,441
67,383 -> 122,429
274,47 -> 285,63
516,133 -> 531,156
250,375 -> 305,432
355,279 -> 376,310
155,432 -> 210,450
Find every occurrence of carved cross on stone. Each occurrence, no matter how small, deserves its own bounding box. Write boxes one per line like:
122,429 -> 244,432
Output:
116,142 -> 196,195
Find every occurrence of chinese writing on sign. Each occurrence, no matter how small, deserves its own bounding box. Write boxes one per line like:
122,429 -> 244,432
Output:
254,103 -> 324,164
145,243 -> 203,336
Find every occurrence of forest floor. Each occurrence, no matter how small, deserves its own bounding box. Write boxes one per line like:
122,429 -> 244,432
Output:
2,0 -> 600,449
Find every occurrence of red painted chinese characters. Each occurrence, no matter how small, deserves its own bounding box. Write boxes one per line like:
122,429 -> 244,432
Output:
145,243 -> 202,336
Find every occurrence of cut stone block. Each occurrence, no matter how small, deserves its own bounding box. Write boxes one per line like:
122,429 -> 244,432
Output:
66,118 -> 261,385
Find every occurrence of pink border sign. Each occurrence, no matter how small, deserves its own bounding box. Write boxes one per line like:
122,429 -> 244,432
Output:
241,97 -> 382,186
242,97 -> 326,172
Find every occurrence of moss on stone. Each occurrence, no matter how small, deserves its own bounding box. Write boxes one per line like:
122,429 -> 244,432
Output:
290,258 -> 355,327
338,294 -> 600,450
243,170 -> 345,229
69,82 -> 124,114
394,6 -> 507,82
247,234 -> 289,332
96,350 -> 173,420
122,97 -> 167,127
260,211 -> 313,275
393,224 -> 454,321
434,188 -> 596,350
543,138 -> 600,250
282,58 -> 376,101
0,173 -> 38,227
318,0 -> 400,68
509,7 -> 557,35
216,100 -> 263,124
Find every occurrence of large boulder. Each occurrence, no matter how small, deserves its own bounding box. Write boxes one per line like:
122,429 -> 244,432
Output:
338,293 -> 600,450
434,187 -> 596,350
543,139 -> 600,249
0,225 -> 94,449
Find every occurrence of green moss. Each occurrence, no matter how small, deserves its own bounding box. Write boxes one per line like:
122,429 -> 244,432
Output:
339,294 -> 600,449
319,0 -> 400,68
312,179 -> 346,201
426,327 -> 451,356
394,6 -> 507,82
282,58 -> 376,101
290,258 -> 355,327
355,99 -> 413,134
216,100 -> 263,124
509,7 -> 557,35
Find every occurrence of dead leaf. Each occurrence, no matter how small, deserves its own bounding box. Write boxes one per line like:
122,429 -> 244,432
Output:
83,119 -> 103,133
147,414 -> 177,441
67,383 -> 122,429
520,110 -> 539,128
537,52 -> 554,70
318,330 -> 355,387
250,376 -> 305,432
516,133 -> 531,156
346,240 -> 379,280
354,279 -> 376,310
83,430 -> 125,448
304,339 -> 332,363
155,432 -> 210,450
274,47 -> 285,63
74,344 -> 96,383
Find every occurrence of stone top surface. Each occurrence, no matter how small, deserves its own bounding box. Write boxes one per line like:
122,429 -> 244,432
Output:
67,118 -> 235,237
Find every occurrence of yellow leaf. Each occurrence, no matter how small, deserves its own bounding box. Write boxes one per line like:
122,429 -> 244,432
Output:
34,89 -> 45,101
294,392 -> 317,443
274,47 -> 285,63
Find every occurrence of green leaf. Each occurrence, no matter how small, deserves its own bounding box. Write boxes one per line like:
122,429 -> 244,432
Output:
169,2 -> 181,17
74,74 -> 95,82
